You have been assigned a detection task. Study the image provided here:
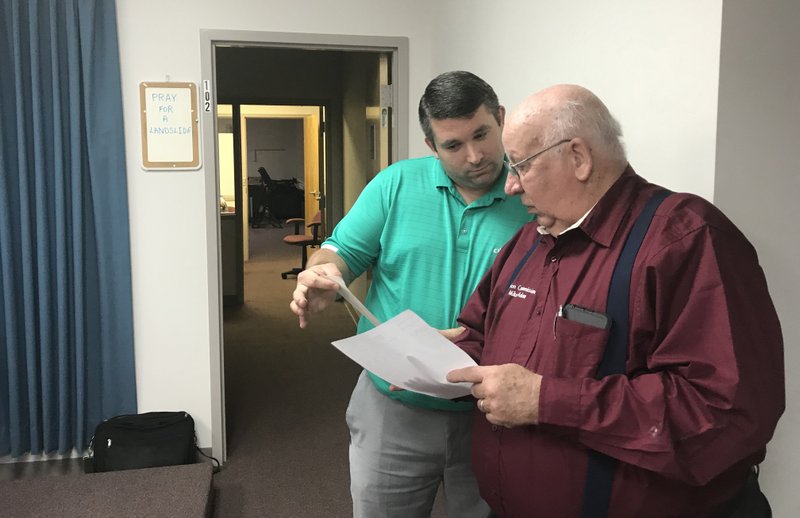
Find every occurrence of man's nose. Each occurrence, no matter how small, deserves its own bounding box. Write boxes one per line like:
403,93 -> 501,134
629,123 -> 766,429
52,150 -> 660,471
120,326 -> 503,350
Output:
504,172 -> 522,195
465,142 -> 483,164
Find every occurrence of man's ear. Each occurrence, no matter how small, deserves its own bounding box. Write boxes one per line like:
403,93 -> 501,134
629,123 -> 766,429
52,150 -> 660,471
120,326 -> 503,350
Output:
497,105 -> 506,127
425,137 -> 439,158
570,138 -> 593,182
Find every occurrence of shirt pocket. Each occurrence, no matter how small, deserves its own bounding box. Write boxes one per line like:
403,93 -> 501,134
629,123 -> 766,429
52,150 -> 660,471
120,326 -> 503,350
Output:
543,316 -> 611,377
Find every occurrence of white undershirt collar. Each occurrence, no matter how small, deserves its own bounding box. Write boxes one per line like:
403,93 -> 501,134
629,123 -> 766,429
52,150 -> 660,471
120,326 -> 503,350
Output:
536,203 -> 596,236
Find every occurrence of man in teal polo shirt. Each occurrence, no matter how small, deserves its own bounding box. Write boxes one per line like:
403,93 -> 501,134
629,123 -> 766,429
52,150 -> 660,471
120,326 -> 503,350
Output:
290,71 -> 531,518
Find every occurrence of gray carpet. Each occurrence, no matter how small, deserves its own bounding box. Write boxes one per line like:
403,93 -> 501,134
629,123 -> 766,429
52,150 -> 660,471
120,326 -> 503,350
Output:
212,225 -> 362,517
3,463 -> 213,518
215,225 -> 449,517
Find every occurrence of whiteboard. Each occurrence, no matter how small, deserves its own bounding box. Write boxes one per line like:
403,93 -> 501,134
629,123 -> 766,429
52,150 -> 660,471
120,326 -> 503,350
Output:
139,82 -> 201,170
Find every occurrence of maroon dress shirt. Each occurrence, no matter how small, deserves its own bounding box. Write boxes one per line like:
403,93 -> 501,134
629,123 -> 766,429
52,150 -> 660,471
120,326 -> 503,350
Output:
456,167 -> 784,517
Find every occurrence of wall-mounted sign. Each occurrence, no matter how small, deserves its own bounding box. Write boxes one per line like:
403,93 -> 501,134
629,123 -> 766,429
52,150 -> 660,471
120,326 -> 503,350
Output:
203,80 -> 212,112
139,82 -> 200,170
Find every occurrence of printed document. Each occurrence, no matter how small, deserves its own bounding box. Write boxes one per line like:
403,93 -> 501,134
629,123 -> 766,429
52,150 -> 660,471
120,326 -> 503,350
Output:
331,309 -> 476,399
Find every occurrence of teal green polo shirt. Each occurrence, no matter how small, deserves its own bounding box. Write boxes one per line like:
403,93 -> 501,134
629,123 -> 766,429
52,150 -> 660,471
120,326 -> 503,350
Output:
323,156 -> 532,411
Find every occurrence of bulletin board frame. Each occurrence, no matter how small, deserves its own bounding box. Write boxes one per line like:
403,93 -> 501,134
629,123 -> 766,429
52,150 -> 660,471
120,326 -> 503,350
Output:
139,82 -> 201,170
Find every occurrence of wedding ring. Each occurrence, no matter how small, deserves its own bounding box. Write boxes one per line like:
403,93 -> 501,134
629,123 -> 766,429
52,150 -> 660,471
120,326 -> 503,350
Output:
478,399 -> 486,412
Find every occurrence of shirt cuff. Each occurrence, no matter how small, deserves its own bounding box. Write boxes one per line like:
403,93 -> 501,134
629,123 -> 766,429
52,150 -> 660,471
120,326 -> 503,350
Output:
537,376 -> 583,428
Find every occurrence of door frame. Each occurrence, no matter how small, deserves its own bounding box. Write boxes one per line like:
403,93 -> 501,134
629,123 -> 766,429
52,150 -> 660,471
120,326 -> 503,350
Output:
235,105 -> 324,262
200,30 -> 408,461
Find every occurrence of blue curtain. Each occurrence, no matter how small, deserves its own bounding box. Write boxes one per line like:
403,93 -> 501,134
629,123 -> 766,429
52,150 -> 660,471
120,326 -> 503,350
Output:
0,0 -> 136,457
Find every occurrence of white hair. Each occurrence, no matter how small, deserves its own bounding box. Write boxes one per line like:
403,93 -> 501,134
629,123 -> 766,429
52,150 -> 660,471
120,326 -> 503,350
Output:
544,96 -> 627,164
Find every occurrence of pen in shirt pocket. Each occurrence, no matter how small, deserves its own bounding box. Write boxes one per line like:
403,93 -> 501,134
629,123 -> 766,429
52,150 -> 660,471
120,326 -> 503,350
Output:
553,303 -> 612,338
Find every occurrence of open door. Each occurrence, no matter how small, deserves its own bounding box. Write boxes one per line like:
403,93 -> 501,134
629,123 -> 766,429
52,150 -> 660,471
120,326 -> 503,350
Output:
216,104 -> 244,307
218,104 -> 326,306
305,105 -> 324,227
233,105 -> 325,262
378,53 -> 392,176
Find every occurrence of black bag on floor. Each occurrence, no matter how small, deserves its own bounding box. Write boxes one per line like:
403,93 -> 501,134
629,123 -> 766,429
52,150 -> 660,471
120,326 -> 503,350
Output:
86,411 -> 197,473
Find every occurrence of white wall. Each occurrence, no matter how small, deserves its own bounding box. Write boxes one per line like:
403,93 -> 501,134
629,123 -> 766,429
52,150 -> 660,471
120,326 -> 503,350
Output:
115,0 -> 438,447
429,0 -> 723,199
246,118 -> 304,182
714,1 -> 800,515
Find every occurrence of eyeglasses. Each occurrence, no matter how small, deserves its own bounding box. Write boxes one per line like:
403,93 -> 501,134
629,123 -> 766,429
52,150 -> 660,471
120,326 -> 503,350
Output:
506,138 -> 573,178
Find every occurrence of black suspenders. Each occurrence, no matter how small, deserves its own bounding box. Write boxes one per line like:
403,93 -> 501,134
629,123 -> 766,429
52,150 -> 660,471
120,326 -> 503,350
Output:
505,236 -> 542,291
580,189 -> 672,518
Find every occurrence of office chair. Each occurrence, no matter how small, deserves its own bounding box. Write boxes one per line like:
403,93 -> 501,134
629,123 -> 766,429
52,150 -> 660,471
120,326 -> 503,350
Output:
281,211 -> 323,279
257,166 -> 274,189
251,167 -> 281,228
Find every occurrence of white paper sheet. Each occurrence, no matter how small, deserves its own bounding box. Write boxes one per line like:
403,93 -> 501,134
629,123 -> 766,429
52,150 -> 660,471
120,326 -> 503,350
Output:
331,309 -> 476,399
328,275 -> 381,327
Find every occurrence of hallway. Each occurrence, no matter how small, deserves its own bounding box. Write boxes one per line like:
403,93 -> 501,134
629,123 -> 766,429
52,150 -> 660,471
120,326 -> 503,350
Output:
214,224 -> 360,516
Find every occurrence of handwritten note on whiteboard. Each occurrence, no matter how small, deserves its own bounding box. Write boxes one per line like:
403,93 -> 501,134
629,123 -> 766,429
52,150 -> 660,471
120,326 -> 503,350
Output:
139,82 -> 200,170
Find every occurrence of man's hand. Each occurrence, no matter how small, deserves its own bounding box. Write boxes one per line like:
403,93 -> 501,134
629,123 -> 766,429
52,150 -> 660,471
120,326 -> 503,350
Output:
438,326 -> 466,341
290,262 -> 343,328
447,364 -> 542,427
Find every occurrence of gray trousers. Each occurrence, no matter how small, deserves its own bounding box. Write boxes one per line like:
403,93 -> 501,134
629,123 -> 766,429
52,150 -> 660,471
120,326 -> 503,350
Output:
346,371 -> 490,518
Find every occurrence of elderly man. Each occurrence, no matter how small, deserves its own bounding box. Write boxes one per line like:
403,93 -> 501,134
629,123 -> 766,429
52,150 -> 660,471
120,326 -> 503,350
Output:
448,84 -> 784,517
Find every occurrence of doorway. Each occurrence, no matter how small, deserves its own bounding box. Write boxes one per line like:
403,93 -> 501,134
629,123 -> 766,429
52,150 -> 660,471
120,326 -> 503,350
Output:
200,31 -> 409,461
218,103 -> 326,307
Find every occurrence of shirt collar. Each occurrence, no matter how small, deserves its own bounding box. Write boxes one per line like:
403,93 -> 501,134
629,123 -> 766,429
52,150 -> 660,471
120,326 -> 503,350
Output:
537,204 -> 596,236
433,160 -> 452,188
434,160 -> 510,206
579,164 -> 645,247
535,164 -> 642,243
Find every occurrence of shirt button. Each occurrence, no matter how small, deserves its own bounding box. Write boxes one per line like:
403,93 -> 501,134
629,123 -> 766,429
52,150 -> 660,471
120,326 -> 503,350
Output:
550,256 -> 557,263
535,308 -> 542,315
491,425 -> 499,432
461,228 -> 467,234
649,425 -> 660,436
